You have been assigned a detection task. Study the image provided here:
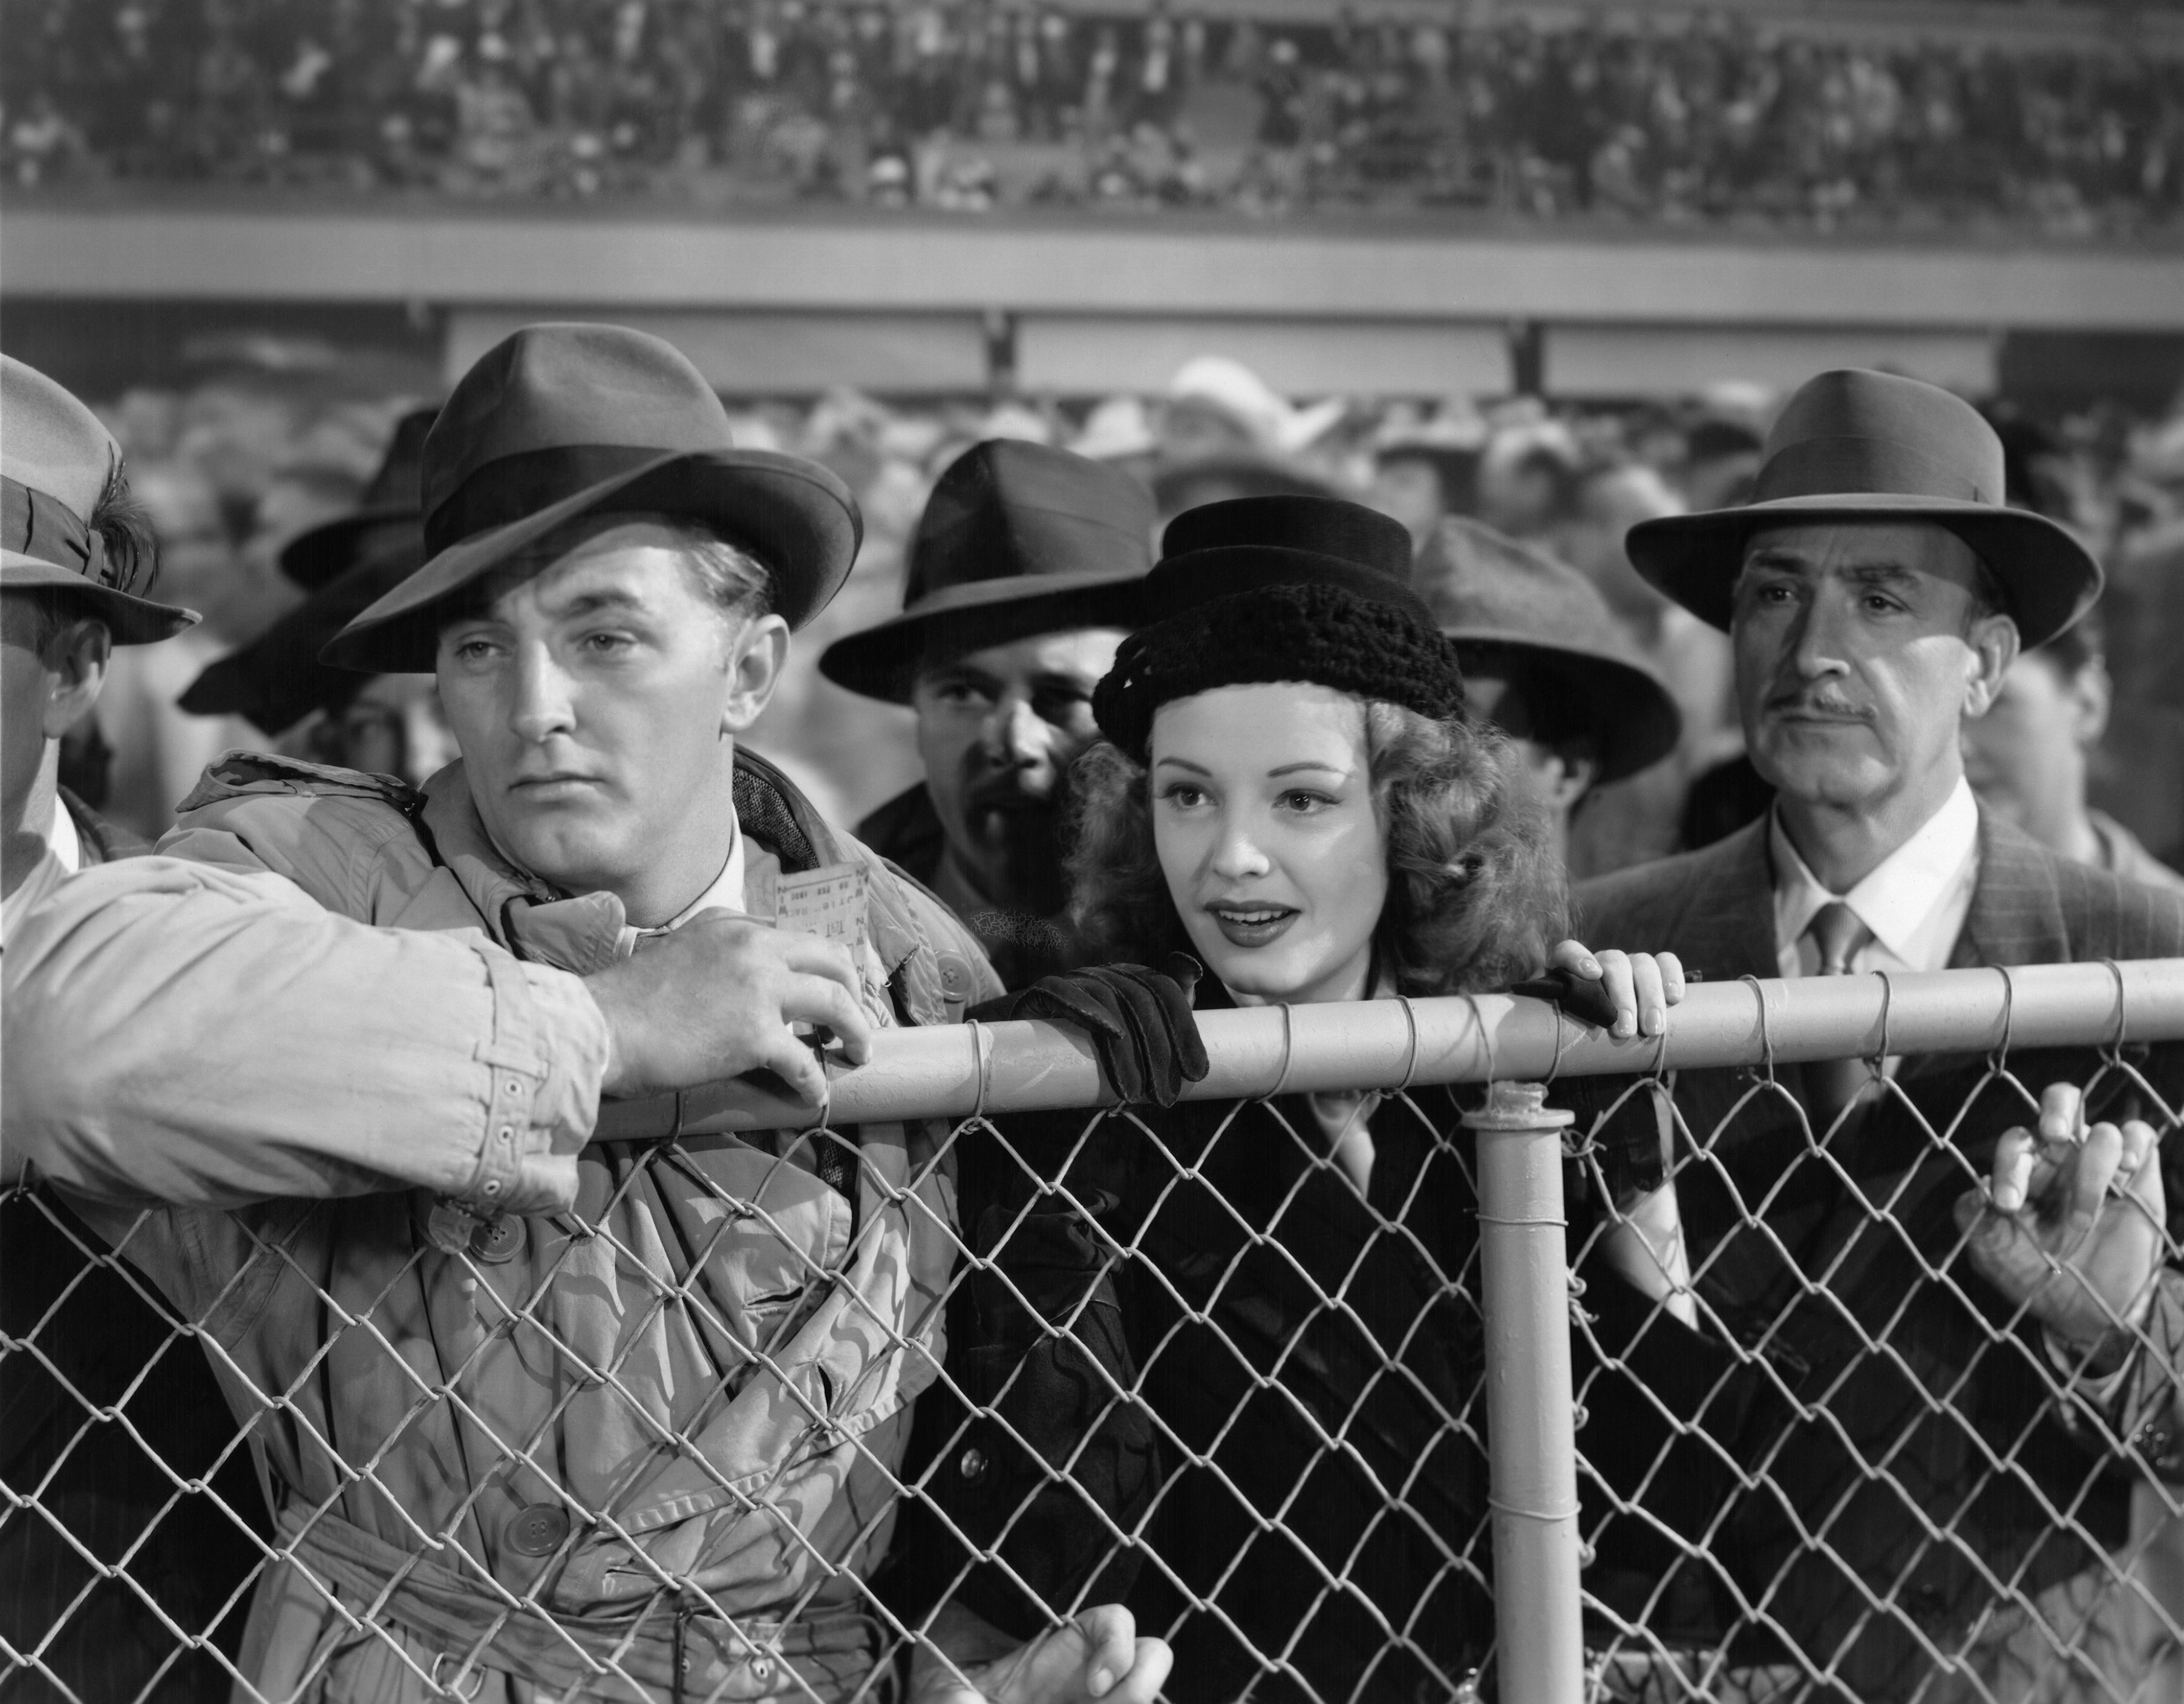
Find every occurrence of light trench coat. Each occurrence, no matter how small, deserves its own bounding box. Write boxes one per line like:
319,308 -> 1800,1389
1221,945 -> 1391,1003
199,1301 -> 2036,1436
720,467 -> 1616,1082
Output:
4,747 -> 999,1703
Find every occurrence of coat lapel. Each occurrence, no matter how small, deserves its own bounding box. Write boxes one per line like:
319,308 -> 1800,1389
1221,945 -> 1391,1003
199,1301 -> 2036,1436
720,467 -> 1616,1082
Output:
1667,819 -> 1781,982
1949,808 -> 2070,972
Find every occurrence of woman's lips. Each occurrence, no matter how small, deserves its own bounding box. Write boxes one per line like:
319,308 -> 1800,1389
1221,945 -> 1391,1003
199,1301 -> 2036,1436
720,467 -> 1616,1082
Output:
1206,902 -> 1298,949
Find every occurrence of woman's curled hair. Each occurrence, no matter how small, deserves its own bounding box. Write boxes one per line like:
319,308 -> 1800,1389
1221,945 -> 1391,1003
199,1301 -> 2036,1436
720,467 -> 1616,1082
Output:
1067,699 -> 1568,998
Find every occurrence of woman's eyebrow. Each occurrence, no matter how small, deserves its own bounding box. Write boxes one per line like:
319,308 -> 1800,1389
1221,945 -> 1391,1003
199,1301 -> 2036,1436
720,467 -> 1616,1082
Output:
1267,761 -> 1349,778
1154,756 -> 1212,775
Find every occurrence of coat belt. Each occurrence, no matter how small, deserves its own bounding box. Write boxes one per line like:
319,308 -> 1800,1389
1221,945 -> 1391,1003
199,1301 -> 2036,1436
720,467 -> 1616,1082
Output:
278,1504 -> 891,1701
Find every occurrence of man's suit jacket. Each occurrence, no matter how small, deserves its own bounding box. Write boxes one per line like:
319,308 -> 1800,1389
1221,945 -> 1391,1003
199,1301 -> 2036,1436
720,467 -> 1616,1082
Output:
1564,810 -> 2184,1699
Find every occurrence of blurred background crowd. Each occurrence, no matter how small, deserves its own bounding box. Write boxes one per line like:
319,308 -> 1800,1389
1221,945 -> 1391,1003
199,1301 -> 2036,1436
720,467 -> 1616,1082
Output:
56,338 -> 2184,894
8,0 -> 2184,232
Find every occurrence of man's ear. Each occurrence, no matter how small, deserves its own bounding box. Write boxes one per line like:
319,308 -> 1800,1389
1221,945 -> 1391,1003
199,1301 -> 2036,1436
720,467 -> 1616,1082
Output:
1542,748 -> 1600,817
2070,656 -> 2113,747
719,612 -> 791,736
42,618 -> 111,739
1961,613 -> 2020,719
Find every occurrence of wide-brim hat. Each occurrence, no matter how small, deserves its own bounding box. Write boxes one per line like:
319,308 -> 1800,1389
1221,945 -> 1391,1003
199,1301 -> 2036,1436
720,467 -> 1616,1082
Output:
326,324 -> 860,673
278,405 -> 435,591
1419,518 -> 1679,784
820,439 -> 1154,703
2,355 -> 197,644
182,527 -> 425,733
1626,367 -> 2102,649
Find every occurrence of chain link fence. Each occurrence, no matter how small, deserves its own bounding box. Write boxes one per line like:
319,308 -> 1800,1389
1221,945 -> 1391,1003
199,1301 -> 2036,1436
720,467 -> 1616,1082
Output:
7,962 -> 2184,1704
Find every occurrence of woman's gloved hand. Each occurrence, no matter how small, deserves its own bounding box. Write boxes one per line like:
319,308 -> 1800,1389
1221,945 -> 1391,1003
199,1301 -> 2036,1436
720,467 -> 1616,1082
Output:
969,955 -> 1209,1107
1512,941 -> 1689,1039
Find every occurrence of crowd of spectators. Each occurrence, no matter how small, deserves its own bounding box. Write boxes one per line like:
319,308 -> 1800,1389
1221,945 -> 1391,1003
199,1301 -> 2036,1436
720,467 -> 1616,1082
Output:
67,339 -> 2184,881
7,1 -> 2183,235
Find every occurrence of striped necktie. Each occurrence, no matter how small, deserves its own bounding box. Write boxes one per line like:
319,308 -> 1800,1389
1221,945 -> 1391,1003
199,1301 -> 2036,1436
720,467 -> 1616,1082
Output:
1805,900 -> 1876,1135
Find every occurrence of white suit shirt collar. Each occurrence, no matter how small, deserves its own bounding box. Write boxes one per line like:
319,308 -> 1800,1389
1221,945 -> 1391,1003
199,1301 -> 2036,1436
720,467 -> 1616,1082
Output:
1770,776 -> 1981,977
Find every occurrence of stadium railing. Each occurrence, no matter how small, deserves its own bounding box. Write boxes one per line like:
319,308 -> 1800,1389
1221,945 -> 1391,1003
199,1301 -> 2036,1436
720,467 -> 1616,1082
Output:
7,960 -> 2184,1702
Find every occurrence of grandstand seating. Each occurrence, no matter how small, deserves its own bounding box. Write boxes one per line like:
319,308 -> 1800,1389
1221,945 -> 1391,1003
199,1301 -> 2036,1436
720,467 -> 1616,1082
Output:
5,1 -> 2182,237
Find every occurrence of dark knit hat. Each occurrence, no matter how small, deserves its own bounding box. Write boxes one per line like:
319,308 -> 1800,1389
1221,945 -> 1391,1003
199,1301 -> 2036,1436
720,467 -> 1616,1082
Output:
1092,495 -> 1465,758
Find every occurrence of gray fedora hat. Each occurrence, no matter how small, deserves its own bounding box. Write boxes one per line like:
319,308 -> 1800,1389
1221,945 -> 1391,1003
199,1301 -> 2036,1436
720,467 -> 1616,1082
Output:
326,324 -> 860,672
1417,518 -> 1681,783
1,355 -> 197,645
820,439 -> 1154,704
1626,368 -> 2101,649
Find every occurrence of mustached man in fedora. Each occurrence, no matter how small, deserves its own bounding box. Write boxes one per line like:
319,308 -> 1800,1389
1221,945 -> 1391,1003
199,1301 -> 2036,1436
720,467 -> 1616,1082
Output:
1566,369 -> 2184,1699
0,355 -> 274,1701
1414,516 -> 1681,870
822,441 -> 1154,989
7,324 -> 1184,1704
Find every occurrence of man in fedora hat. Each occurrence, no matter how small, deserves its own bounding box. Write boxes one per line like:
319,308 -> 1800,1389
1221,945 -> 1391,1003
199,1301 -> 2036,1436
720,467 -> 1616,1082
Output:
8,324 -> 1182,1703
1414,516 -> 1681,868
0,354 -> 270,1700
180,405 -> 460,784
822,439 -> 1156,988
1566,369 -> 2184,1698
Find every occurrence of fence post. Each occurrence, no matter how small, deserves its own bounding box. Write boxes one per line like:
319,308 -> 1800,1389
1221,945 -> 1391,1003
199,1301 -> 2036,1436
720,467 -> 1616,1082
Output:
1467,1079 -> 1584,1704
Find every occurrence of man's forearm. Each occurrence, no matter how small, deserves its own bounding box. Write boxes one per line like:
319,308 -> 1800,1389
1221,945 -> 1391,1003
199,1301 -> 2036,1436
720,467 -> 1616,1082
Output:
3,857 -> 605,1210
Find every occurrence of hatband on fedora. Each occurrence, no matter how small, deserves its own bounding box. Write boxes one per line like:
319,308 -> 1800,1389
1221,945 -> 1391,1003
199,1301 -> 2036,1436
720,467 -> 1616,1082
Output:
1,355 -> 197,645
1418,517 -> 1680,784
326,324 -> 860,672
1626,368 -> 2101,648
820,439 -> 1154,704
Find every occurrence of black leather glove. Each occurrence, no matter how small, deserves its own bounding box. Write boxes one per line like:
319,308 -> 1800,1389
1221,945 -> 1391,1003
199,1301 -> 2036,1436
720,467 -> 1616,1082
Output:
1510,965 -> 1623,1030
969,955 -> 1210,1107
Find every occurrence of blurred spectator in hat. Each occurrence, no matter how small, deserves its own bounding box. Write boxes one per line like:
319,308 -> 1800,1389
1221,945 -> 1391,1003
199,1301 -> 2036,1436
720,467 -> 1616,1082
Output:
1551,456 -> 1741,876
1961,612 -> 2184,895
822,439 -> 1155,987
1151,451 -> 1342,528
1416,517 -> 1680,869
1,352 -> 264,1702
178,408 -> 457,785
1475,416 -> 1581,540
1160,355 -> 1345,467
1368,405 -> 1485,559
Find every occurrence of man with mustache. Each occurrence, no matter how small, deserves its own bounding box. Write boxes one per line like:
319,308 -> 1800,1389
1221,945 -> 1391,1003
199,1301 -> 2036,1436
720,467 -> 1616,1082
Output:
823,440 -> 1156,988
1570,369 -> 2184,1700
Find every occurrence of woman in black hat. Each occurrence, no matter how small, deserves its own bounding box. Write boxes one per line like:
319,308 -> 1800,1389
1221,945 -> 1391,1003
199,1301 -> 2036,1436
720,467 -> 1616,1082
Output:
920,496 -> 1684,1702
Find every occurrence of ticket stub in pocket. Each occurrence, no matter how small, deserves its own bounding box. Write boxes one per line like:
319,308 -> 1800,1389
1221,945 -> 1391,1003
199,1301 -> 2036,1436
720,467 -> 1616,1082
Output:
774,863 -> 869,952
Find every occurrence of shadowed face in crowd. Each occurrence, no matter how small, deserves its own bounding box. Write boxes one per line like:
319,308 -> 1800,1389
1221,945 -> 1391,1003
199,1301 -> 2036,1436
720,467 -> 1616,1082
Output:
911,626 -> 1123,914
435,515 -> 788,928
1961,647 -> 2106,848
1149,681 -> 1390,1007
1733,520 -> 2016,824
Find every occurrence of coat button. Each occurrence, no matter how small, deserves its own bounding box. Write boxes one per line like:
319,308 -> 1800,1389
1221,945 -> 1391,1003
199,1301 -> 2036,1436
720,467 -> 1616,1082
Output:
469,1216 -> 527,1264
505,1502 -> 571,1556
956,1446 -> 988,1483
937,954 -> 973,999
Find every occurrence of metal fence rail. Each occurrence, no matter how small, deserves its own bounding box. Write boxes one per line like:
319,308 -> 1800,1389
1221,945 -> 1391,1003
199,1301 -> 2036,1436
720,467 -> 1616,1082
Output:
7,960 -> 2184,1704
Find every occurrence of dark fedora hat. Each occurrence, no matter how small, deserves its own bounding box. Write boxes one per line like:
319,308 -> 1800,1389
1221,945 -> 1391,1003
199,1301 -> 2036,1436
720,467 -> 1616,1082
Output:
182,528 -> 425,733
1626,368 -> 2102,649
1,355 -> 197,645
326,323 -> 861,672
277,405 -> 434,592
1093,494 -> 1465,757
1419,518 -> 1680,783
819,439 -> 1154,704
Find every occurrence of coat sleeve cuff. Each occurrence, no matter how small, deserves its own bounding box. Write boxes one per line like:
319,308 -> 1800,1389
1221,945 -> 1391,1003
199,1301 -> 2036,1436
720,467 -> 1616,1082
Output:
453,948 -> 607,1210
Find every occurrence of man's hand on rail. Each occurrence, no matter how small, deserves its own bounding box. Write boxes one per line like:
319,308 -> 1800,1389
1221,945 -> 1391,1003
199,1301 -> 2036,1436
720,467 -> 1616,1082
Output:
969,958 -> 1209,1108
1955,1081 -> 2168,1374
1519,943 -> 1688,1040
911,1602 -> 1173,1704
585,914 -> 874,1104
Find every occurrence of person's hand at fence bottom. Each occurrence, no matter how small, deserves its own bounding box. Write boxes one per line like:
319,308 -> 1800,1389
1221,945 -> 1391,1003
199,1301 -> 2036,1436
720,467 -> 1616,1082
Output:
912,1601 -> 1173,1703
968,958 -> 1209,1107
584,914 -> 874,1105
1515,942 -> 1687,1039
1955,1081 -> 2168,1375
